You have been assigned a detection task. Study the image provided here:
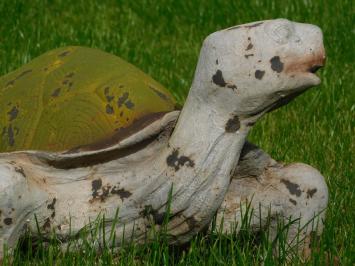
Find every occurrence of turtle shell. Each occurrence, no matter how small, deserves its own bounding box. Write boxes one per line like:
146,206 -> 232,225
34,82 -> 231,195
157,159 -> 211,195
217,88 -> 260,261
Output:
0,46 -> 177,152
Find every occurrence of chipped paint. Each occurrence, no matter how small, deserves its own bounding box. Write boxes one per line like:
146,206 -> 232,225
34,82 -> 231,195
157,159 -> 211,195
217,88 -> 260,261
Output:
270,56 -> 284,73
166,149 -> 194,171
281,179 -> 302,197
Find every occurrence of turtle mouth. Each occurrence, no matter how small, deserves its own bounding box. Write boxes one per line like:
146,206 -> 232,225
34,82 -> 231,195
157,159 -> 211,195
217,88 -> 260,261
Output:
308,64 -> 323,74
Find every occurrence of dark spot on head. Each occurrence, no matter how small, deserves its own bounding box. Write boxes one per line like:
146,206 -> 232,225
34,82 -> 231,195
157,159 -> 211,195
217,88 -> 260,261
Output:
244,54 -> 254,59
307,188 -> 317,199
244,22 -> 263,28
124,100 -> 135,109
212,70 -> 227,87
51,88 -> 61,97
47,198 -> 56,210
106,104 -> 114,114
246,43 -> 253,50
4,217 -> 12,225
270,56 -> 284,73
225,115 -> 240,133
289,198 -> 297,205
62,80 -> 69,85
58,50 -> 70,57
111,186 -> 132,200
255,70 -> 265,80
117,92 -> 129,108
7,106 -> 19,121
281,179 -> 302,197
166,149 -> 195,171
226,84 -> 237,90
216,59 -> 218,65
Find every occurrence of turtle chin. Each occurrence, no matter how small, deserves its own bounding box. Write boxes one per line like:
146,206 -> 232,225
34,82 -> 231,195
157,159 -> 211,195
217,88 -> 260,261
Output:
302,71 -> 321,86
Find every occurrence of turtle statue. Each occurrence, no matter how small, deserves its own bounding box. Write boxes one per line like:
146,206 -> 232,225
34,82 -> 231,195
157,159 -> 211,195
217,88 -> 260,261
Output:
0,19 -> 328,259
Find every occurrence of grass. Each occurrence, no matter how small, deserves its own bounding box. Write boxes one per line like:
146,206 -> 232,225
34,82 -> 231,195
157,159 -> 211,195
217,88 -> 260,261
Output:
0,0 -> 354,264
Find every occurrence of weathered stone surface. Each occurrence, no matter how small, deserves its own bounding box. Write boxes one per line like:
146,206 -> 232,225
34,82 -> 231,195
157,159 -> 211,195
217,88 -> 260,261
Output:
0,19 -> 327,259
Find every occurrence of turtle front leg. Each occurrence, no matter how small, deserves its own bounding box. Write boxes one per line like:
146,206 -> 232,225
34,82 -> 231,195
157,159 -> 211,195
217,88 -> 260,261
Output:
215,142 -> 328,259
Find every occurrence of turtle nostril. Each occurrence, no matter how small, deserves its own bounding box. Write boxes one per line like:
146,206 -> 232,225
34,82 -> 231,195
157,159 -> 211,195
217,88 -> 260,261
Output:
308,65 -> 323,73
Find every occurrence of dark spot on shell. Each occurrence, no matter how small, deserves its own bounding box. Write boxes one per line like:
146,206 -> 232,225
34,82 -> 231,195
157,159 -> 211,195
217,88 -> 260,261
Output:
307,188 -> 317,199
65,72 -> 74,78
58,50 -> 70,57
281,179 -> 302,197
111,186 -> 132,200
216,59 -> 219,64
104,87 -> 114,102
149,86 -> 169,101
7,125 -> 15,146
244,54 -> 254,59
62,80 -> 69,85
124,100 -> 135,109
255,70 -> 265,80
16,70 -> 32,79
225,115 -> 240,133
166,149 -> 195,171
7,106 -> 19,121
212,70 -> 227,87
92,179 -> 102,198
270,56 -> 284,73
246,43 -> 253,50
47,198 -> 56,210
4,217 -> 12,225
244,22 -> 263,28
117,92 -> 129,108
5,80 -> 15,87
106,104 -> 114,114
51,88 -> 61,97
289,198 -> 297,205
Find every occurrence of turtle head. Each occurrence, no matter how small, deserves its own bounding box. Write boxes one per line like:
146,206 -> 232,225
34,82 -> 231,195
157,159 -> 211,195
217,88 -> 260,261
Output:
192,19 -> 325,118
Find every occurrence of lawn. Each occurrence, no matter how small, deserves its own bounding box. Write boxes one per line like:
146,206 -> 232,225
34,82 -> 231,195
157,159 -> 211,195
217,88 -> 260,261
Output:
0,0 -> 354,265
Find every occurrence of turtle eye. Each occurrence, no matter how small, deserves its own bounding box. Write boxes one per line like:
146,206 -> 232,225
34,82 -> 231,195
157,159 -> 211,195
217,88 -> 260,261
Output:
265,20 -> 295,44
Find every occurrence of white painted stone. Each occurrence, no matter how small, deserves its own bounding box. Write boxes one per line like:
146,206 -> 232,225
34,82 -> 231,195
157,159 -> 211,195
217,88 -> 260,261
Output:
0,19 -> 327,258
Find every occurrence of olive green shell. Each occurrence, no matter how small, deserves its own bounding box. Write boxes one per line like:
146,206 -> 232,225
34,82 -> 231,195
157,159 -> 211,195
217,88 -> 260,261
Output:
0,46 -> 176,152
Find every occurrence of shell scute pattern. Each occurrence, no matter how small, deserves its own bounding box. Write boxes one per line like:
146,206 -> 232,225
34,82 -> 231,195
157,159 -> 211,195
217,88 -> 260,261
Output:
0,46 -> 176,152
